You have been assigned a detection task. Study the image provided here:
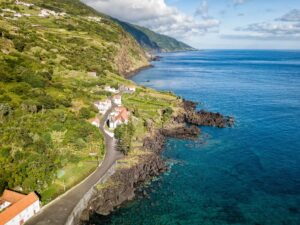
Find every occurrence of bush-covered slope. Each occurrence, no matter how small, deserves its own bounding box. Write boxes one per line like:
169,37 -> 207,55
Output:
115,19 -> 195,53
0,0 -> 150,202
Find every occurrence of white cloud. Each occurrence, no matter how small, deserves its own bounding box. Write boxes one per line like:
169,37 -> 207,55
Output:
195,0 -> 210,19
234,22 -> 300,39
223,10 -> 300,40
233,0 -> 246,6
81,0 -> 219,39
277,9 -> 300,22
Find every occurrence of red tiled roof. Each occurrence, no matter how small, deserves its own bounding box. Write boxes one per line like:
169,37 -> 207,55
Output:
115,108 -> 129,122
113,95 -> 121,99
0,190 -> 39,225
1,190 -> 25,204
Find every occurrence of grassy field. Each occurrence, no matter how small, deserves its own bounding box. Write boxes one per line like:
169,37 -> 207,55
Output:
0,0 -> 147,201
40,159 -> 98,204
0,0 -> 182,205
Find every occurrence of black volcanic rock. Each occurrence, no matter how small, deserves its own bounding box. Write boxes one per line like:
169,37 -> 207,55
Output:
161,125 -> 200,139
183,100 -> 234,128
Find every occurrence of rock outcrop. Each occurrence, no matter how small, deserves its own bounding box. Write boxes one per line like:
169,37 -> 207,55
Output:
80,99 -> 234,224
182,100 -> 234,128
80,132 -> 167,223
161,125 -> 200,139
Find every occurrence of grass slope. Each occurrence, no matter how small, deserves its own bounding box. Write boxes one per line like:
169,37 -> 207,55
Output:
0,0 -> 180,204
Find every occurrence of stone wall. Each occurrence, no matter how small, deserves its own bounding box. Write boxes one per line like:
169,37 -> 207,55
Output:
65,163 -> 116,225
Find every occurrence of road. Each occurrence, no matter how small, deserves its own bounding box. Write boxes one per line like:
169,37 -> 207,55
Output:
26,106 -> 123,225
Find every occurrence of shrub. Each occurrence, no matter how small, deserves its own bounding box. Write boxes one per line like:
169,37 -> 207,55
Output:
79,107 -> 93,119
9,82 -> 31,95
37,95 -> 56,109
114,121 -> 134,155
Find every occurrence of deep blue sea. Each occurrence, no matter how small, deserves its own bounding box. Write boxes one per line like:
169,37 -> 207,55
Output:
90,50 -> 300,225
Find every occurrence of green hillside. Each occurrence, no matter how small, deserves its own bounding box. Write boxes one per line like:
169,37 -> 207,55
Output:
0,0 -> 163,203
115,19 -> 195,53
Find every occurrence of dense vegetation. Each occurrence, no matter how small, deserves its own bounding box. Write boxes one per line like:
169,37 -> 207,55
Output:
0,0 -> 148,203
115,19 -> 195,53
0,0 -> 182,205
114,120 -> 135,155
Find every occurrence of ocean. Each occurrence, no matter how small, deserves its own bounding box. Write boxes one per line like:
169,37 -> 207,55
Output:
89,50 -> 300,225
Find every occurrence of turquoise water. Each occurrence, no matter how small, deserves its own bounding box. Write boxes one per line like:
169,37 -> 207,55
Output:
90,50 -> 300,225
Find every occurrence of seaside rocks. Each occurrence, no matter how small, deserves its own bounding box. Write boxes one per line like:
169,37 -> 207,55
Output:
143,131 -> 165,154
85,153 -> 167,218
182,100 -> 234,128
161,125 -> 200,139
151,55 -> 162,61
80,100 -> 235,224
185,110 -> 234,128
183,99 -> 197,111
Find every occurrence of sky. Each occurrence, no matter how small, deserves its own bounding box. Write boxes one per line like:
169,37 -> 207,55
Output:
82,0 -> 300,49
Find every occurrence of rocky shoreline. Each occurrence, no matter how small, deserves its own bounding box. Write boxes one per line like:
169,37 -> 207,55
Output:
80,100 -> 234,224
123,64 -> 154,78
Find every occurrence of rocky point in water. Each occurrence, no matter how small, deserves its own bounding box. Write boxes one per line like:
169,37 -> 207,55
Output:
80,99 -> 234,224
182,100 -> 234,128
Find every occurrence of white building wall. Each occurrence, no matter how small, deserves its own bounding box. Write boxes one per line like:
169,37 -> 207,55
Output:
0,201 -> 11,211
5,201 -> 40,225
113,98 -> 121,106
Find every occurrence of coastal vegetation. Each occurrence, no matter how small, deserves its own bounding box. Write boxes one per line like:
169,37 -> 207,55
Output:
0,0 -> 181,204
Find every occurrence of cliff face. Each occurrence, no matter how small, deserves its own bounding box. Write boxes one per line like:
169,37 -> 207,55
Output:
85,153 -> 166,217
114,19 -> 195,53
113,34 -> 150,76
80,132 -> 167,221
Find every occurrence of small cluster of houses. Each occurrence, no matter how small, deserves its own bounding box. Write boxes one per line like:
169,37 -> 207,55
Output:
94,99 -> 112,114
90,85 -> 136,130
107,106 -> 129,129
0,190 -> 40,225
104,85 -> 136,94
119,85 -> 136,94
1,8 -> 31,18
104,86 -> 119,94
15,0 -> 33,7
38,9 -> 66,18
0,1 -> 67,19
86,16 -> 102,22
92,94 -> 127,129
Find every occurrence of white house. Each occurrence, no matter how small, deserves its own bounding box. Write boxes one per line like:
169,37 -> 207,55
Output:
38,9 -> 57,17
94,99 -> 112,114
119,85 -> 136,93
107,107 -> 129,129
86,16 -> 102,22
87,71 -> 97,77
0,190 -> 40,225
104,86 -> 118,94
112,95 -> 122,106
2,9 -> 16,13
90,117 -> 100,128
13,13 -> 22,18
15,0 -> 34,7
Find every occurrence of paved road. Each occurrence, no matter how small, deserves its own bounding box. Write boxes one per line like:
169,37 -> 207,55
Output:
26,106 -> 123,225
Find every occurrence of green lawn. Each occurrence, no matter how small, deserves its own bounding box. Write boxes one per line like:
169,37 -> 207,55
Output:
40,159 -> 98,205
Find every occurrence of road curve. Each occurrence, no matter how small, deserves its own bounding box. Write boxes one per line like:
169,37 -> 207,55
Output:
26,106 -> 123,225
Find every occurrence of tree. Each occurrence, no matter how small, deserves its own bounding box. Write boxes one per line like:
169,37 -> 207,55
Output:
79,107 -> 93,119
114,121 -> 135,155
161,107 -> 173,128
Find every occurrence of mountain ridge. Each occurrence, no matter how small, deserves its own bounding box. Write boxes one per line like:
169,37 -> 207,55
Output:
114,19 -> 196,53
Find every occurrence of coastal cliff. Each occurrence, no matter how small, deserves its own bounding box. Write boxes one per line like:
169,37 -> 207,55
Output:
0,0 -> 232,224
80,100 -> 234,223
